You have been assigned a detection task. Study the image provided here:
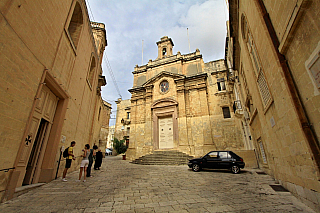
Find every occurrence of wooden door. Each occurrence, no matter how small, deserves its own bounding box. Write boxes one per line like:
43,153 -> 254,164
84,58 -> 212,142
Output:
158,117 -> 173,149
19,85 -> 58,186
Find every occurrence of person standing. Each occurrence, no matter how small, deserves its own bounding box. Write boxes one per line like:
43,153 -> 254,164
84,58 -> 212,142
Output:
94,149 -> 103,170
86,145 -> 97,177
77,144 -> 90,182
62,141 -> 76,181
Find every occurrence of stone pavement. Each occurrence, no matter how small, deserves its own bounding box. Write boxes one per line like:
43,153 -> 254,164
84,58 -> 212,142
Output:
0,156 -> 315,213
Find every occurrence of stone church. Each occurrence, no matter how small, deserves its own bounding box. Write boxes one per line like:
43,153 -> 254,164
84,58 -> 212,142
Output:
126,36 -> 255,162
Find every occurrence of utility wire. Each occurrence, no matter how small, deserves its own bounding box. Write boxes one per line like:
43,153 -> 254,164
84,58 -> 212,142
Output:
103,54 -> 122,99
101,97 -> 116,103
85,0 -> 95,21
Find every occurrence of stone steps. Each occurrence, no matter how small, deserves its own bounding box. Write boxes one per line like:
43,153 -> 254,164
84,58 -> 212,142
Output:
130,150 -> 194,165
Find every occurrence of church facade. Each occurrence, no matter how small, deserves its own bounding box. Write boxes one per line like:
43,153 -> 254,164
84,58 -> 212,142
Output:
126,36 -> 255,162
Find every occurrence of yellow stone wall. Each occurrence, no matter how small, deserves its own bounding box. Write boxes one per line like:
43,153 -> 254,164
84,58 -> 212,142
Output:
0,0 -> 106,200
99,101 -> 112,150
229,0 -> 320,210
115,99 -> 131,141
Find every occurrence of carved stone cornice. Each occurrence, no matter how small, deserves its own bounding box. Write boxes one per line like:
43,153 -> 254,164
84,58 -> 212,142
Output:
176,73 -> 208,91
132,51 -> 202,74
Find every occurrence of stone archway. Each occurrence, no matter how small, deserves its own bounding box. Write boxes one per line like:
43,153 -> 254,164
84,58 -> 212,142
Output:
151,98 -> 178,150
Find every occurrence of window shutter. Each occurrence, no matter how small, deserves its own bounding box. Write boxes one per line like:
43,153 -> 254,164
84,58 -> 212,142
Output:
257,71 -> 272,106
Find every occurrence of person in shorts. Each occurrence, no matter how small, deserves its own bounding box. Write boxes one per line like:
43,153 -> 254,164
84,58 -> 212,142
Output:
77,144 -> 90,182
86,145 -> 97,177
62,141 -> 76,181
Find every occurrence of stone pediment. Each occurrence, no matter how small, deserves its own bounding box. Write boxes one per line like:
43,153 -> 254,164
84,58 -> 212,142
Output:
142,71 -> 185,87
151,98 -> 178,109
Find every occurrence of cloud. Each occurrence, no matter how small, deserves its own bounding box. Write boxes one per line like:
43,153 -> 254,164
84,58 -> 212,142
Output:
87,0 -> 228,125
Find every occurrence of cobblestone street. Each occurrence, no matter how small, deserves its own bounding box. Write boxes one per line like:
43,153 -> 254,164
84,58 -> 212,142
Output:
0,156 -> 315,213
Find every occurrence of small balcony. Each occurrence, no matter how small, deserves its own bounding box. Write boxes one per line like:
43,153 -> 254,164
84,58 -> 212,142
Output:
233,100 -> 243,117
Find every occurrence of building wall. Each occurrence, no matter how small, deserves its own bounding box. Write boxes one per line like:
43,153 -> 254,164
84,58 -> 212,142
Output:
0,0 -> 106,201
98,101 -> 112,150
114,99 -> 131,141
229,0 -> 320,211
107,125 -> 115,148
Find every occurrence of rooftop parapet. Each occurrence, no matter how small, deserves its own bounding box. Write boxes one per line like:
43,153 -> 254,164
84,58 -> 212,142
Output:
133,49 -> 202,74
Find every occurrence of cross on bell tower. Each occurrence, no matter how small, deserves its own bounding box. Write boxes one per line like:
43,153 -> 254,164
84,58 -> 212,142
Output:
156,36 -> 174,59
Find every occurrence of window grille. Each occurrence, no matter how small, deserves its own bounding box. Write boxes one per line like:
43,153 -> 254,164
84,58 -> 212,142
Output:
257,71 -> 272,106
258,140 -> 267,164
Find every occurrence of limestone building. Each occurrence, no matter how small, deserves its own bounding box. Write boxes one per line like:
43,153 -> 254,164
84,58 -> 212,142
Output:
107,125 -> 115,149
0,0 -> 107,201
114,98 -> 131,144
228,0 -> 320,211
126,36 -> 254,162
98,101 -> 112,150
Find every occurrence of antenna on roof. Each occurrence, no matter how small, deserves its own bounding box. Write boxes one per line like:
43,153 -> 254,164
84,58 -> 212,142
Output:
187,28 -> 191,53
142,40 -> 144,65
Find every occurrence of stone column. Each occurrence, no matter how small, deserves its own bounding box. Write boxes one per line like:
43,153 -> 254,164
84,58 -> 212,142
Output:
176,79 -> 190,153
144,85 -> 153,148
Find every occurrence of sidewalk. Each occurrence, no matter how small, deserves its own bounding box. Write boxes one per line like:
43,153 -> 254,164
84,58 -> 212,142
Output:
0,156 -> 315,212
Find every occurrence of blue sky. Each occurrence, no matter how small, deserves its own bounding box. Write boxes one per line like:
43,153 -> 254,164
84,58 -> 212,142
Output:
86,0 -> 229,125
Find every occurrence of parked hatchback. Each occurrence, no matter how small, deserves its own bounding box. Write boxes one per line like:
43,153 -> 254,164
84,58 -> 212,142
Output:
188,151 -> 245,174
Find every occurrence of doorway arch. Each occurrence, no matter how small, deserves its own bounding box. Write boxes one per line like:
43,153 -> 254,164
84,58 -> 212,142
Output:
151,98 -> 178,150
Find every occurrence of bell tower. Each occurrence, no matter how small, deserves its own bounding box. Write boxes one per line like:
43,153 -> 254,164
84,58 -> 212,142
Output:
156,36 -> 174,59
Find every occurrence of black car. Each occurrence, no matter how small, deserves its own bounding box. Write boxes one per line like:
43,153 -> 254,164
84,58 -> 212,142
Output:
188,151 -> 245,174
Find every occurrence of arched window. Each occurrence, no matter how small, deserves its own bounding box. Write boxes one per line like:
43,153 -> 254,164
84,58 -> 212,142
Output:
98,107 -> 101,121
162,48 -> 167,57
68,2 -> 83,48
241,13 -> 272,108
87,56 -> 96,87
241,14 -> 248,41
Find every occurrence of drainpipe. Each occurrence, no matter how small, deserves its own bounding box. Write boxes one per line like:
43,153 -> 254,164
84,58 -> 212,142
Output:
256,0 -> 320,173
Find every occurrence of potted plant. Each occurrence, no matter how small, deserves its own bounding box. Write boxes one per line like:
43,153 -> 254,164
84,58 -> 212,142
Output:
113,137 -> 128,160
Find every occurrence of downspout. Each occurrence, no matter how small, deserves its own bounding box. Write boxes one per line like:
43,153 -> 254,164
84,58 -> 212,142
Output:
256,0 -> 320,173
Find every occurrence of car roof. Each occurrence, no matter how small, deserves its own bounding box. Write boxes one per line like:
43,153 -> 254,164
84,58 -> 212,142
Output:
207,151 -> 240,157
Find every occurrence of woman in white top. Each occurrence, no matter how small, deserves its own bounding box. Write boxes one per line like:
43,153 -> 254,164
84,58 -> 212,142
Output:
78,144 -> 90,182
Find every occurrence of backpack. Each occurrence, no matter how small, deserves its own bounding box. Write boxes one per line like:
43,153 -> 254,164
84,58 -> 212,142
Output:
88,149 -> 93,161
63,147 -> 69,158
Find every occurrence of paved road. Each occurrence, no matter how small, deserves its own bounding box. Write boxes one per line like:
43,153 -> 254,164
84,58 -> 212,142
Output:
0,156 -> 315,213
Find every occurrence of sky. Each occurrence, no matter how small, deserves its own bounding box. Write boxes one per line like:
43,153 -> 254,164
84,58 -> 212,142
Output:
86,0 -> 229,125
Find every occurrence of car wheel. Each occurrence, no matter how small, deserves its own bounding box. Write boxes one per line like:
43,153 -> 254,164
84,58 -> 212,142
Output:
231,165 -> 240,174
192,164 -> 201,172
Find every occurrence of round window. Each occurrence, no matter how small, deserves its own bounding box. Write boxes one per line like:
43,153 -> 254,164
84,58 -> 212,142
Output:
160,81 -> 169,93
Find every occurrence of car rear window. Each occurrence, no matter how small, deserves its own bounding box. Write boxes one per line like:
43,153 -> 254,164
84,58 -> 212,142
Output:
219,152 -> 231,159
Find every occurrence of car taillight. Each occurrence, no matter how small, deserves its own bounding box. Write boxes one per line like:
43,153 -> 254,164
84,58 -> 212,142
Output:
240,158 -> 243,162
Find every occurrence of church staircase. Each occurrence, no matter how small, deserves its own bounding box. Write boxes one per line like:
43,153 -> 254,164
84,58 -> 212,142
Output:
130,150 -> 194,165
